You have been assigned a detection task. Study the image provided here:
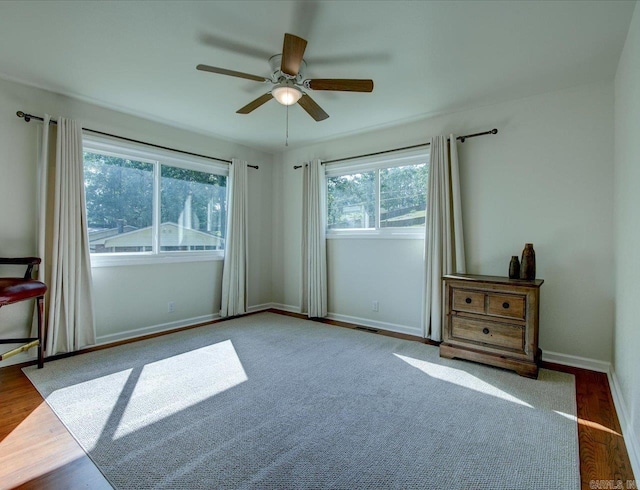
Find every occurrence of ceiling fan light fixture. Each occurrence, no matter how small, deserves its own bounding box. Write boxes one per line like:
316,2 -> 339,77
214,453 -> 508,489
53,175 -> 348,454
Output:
272,84 -> 302,106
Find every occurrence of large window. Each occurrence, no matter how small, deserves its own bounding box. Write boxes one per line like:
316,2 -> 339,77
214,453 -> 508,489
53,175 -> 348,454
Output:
83,137 -> 228,264
326,150 -> 428,235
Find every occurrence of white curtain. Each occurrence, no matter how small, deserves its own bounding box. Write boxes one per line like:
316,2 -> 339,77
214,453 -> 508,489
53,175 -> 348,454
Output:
220,158 -> 248,317
301,159 -> 327,318
30,115 -> 51,337
46,117 -> 96,355
423,135 -> 466,341
36,115 -> 51,269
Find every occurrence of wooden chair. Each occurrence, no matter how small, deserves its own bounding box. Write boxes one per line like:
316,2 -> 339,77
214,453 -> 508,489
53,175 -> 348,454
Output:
0,257 -> 47,368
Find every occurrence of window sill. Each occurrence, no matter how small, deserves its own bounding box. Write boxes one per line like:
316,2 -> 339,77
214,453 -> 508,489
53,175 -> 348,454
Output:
90,252 -> 224,268
326,229 -> 425,240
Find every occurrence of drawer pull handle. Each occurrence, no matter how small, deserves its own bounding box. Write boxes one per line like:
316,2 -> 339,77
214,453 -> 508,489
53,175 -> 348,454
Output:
465,297 -> 472,304
482,328 -> 490,334
502,302 -> 510,309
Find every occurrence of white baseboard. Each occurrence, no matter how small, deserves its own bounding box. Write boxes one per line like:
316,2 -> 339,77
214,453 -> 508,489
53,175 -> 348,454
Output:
1,313 -> 222,368
607,369 -> 640,480
246,302 -> 301,313
268,303 -> 303,314
541,350 -> 611,373
2,307 -> 292,369
246,303 -> 274,313
263,305 -> 423,337
96,313 -> 220,345
325,312 -> 422,337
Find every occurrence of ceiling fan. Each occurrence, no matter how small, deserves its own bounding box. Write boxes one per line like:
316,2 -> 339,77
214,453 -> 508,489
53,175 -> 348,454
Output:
197,33 -> 374,121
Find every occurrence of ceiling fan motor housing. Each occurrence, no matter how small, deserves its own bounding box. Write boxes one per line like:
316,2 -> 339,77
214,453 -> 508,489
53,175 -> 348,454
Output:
269,54 -> 306,83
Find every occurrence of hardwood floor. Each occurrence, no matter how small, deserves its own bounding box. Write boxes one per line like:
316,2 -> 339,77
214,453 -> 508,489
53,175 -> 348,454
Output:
0,362 -> 111,489
0,312 -> 635,489
542,363 -> 636,489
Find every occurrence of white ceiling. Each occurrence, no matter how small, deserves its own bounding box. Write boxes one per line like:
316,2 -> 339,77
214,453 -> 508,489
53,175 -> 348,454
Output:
0,1 -> 635,153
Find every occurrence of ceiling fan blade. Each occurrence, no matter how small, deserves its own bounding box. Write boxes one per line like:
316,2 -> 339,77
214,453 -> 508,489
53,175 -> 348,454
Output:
236,93 -> 274,114
298,94 -> 329,121
281,33 -> 307,77
196,64 -> 269,83
306,79 -> 374,92
198,33 -> 274,60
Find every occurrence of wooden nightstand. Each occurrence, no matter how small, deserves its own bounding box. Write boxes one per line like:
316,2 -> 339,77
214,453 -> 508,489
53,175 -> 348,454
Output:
440,274 -> 544,378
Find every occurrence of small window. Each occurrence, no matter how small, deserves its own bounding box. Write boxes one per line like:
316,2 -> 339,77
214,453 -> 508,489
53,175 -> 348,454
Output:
325,150 -> 428,236
83,136 -> 228,264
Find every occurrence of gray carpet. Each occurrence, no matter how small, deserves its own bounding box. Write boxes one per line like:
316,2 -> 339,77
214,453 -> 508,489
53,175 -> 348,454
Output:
24,312 -> 579,489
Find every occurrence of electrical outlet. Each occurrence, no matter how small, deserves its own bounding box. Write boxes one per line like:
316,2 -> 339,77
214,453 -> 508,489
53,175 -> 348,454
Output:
372,300 -> 379,312
167,301 -> 175,313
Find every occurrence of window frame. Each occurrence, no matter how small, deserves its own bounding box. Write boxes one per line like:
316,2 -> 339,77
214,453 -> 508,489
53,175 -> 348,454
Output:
325,148 -> 429,239
83,134 -> 229,268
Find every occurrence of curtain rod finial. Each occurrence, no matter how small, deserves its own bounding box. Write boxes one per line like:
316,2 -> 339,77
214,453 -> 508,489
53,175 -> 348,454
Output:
16,111 -> 30,122
16,111 -> 31,122
491,128 -> 498,135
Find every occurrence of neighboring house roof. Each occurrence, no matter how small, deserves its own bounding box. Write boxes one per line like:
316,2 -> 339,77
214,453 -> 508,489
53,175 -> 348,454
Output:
88,225 -> 138,243
90,222 -> 224,248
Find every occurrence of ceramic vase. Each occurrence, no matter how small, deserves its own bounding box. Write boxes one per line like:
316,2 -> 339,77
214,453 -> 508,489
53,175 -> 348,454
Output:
508,256 -> 520,279
520,243 -> 536,280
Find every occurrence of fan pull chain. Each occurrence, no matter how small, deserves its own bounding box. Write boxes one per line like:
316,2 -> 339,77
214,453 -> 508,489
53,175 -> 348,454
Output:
285,104 -> 289,147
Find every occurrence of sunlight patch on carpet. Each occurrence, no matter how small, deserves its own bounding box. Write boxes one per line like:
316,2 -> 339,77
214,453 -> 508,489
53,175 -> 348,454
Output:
394,352 -> 533,407
44,339 -> 247,447
111,339 -> 247,441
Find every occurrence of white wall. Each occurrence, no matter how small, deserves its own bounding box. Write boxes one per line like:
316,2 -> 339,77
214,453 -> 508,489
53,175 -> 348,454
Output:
613,1 -> 640,476
274,81 -> 615,361
0,77 -> 273,366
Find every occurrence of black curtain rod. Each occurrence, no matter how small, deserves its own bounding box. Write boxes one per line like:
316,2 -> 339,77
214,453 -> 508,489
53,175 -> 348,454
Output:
16,111 -> 259,169
293,128 -> 498,169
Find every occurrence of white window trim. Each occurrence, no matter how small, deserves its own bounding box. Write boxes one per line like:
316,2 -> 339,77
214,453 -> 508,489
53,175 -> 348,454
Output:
325,147 -> 429,238
83,134 -> 229,175
90,251 -> 224,268
324,147 -> 428,177
83,134 -> 228,267
326,229 -> 426,240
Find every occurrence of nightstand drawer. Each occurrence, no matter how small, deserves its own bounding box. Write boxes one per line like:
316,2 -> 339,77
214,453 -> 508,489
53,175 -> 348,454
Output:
487,293 -> 525,320
452,289 -> 485,314
451,316 -> 524,352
